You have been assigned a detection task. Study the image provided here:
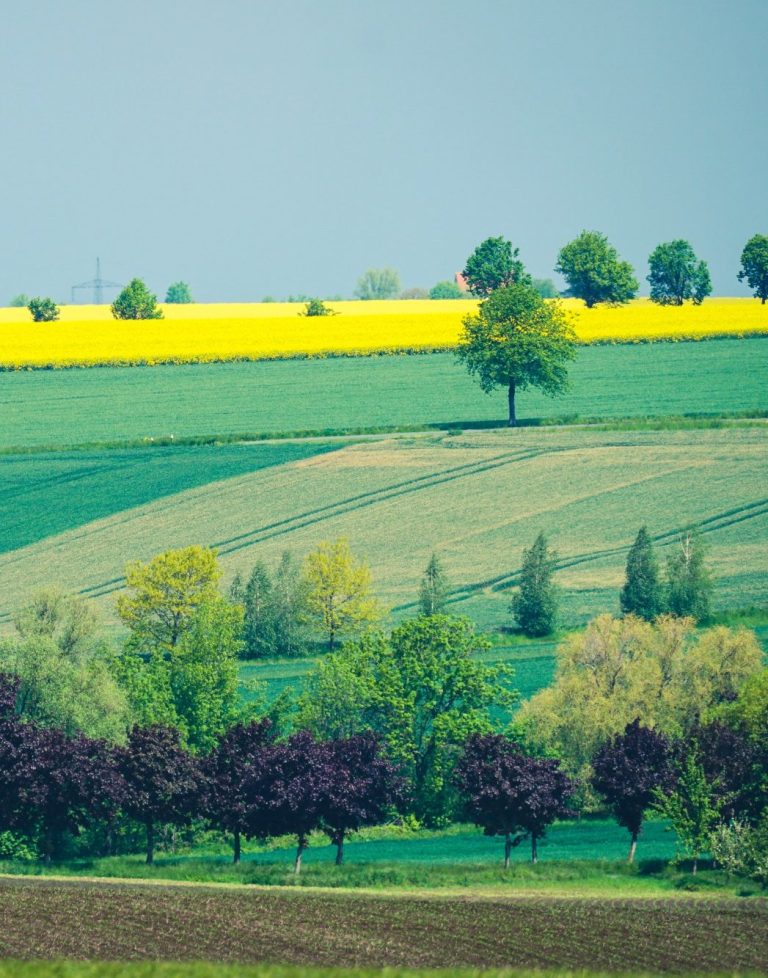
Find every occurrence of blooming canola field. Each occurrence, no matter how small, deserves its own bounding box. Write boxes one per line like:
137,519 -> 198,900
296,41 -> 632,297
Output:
0,297 -> 765,369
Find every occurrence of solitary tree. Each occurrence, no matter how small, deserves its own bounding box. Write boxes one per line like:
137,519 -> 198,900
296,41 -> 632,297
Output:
27,297 -> 59,322
620,526 -> 663,620
301,298 -> 337,316
738,234 -> 768,303
666,528 -> 713,623
117,546 -> 221,650
647,241 -> 712,305
321,732 -> 404,864
555,231 -> 637,307
456,283 -> 576,426
9,294 -> 29,307
118,725 -> 201,864
429,280 -> 464,299
112,278 -> 164,320
455,733 -> 575,865
462,236 -> 529,297
511,532 -> 558,637
355,268 -> 400,300
419,553 -> 450,617
165,281 -> 193,304
302,539 -> 380,650
592,719 -> 673,862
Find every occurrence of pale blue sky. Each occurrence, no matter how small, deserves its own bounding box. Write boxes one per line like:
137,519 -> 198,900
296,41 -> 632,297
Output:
2,0 -> 766,302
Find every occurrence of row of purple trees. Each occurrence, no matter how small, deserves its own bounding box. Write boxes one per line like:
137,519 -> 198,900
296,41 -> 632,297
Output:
0,675 -> 404,870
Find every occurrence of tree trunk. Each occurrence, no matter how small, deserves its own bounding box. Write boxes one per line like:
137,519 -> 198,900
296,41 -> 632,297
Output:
335,833 -> 345,866
43,824 -> 54,865
233,830 -> 241,865
508,380 -> 517,427
628,830 -> 638,864
504,832 -> 512,869
692,856 -> 698,875
146,821 -> 155,866
531,833 -> 538,864
294,836 -> 308,875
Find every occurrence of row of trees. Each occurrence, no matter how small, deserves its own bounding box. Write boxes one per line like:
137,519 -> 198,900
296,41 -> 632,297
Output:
14,280 -> 193,322
461,232 -> 768,305
2,664 -> 764,873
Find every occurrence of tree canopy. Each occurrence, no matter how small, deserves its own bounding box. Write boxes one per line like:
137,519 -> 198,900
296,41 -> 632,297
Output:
354,267 -> 400,300
456,283 -> 576,426
511,532 -> 558,636
111,278 -> 164,320
27,297 -> 59,322
647,241 -> 712,305
738,234 -> 768,304
302,539 -> 381,650
429,280 -> 464,299
620,526 -> 663,621
555,231 -> 637,307
462,236 -> 530,297
165,281 -> 193,303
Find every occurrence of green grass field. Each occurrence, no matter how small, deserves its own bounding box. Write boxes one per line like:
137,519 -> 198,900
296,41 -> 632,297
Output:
2,425 -> 765,631
2,339 -> 766,450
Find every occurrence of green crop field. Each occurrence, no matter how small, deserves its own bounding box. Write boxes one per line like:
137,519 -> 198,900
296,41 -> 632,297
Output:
2,425 -> 765,631
2,339 -> 766,451
0,878 -> 765,972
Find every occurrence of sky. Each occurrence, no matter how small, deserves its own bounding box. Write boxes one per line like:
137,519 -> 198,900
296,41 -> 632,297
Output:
1,0 -> 766,303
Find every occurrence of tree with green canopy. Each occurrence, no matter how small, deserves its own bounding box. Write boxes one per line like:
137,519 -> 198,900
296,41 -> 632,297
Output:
429,280 -> 464,299
112,278 -> 164,319
354,267 -> 400,299
647,240 -> 712,305
555,231 -> 637,307
511,532 -> 559,636
666,528 -> 713,623
165,281 -> 193,303
456,283 -> 576,426
462,236 -> 530,297
620,526 -> 663,620
419,552 -> 450,617
738,234 -> 768,303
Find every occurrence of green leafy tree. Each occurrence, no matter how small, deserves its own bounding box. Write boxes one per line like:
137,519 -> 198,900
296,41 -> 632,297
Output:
419,553 -> 450,617
27,297 -> 59,322
165,281 -> 193,304
516,615 -> 762,789
302,539 -> 381,650
462,236 -> 530,297
9,294 -> 29,307
0,589 -> 129,741
238,553 -> 310,658
654,749 -> 722,874
399,287 -> 429,299
300,298 -> 337,316
532,278 -> 559,298
666,528 -> 713,623
456,283 -> 576,426
555,230 -> 637,307
511,533 -> 558,637
738,234 -> 768,303
647,241 -> 712,305
117,546 -> 221,651
429,280 -> 464,299
298,615 -> 517,823
354,267 -> 400,300
620,526 -> 663,620
111,278 -> 164,320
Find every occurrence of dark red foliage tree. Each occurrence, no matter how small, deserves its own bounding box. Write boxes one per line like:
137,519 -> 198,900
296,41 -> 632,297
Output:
202,718 -> 274,864
117,725 -> 201,865
455,733 -> 575,865
0,676 -> 28,834
242,730 -> 328,874
686,720 -> 765,824
592,718 -> 673,863
321,732 -> 405,865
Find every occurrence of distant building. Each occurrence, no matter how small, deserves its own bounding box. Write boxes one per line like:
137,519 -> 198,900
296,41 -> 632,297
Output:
454,272 -> 469,292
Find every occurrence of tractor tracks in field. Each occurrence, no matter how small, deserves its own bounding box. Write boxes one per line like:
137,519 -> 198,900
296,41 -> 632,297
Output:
390,496 -> 768,613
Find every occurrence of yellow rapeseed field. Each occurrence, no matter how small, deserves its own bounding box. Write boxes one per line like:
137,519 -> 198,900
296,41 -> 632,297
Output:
0,297 -> 765,369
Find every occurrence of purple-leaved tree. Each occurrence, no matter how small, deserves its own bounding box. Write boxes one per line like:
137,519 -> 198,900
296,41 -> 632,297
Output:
455,733 -> 575,866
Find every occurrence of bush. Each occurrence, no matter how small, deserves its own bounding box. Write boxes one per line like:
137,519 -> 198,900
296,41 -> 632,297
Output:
27,297 -> 59,322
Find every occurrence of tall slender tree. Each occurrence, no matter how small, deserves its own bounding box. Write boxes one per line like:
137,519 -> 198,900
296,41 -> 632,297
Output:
620,527 -> 663,620
666,528 -> 713,623
511,533 -> 558,636
419,553 -> 450,617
